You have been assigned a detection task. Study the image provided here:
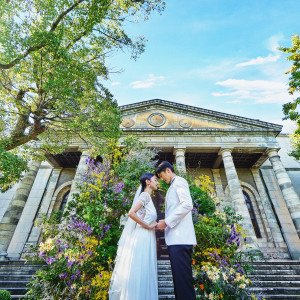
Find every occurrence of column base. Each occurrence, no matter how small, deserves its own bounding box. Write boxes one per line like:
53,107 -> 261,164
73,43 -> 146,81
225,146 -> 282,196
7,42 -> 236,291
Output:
0,251 -> 8,261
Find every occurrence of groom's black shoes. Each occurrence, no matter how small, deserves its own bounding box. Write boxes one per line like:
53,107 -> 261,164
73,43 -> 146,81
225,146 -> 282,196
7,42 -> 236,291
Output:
168,245 -> 196,300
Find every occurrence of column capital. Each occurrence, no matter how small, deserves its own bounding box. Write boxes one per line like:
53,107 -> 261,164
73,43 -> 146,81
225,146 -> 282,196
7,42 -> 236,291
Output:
265,148 -> 280,158
173,148 -> 186,156
218,148 -> 233,156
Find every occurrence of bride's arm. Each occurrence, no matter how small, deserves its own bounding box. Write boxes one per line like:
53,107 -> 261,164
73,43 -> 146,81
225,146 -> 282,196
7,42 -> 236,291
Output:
128,201 -> 157,230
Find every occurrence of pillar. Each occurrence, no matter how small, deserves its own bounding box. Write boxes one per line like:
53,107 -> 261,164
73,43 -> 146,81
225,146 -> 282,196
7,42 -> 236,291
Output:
26,168 -> 63,246
67,150 -> 89,204
0,161 -> 41,260
174,148 -> 186,174
220,149 -> 259,250
211,169 -> 227,207
267,149 -> 300,237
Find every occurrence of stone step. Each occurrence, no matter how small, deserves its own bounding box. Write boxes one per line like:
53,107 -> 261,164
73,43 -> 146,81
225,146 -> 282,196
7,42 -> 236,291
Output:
0,274 -> 32,280
261,294 -> 300,300
158,275 -> 173,281
0,266 -> 41,274
250,260 -> 300,265
249,269 -> 299,275
251,280 -> 300,287
158,287 -> 175,294
248,275 -> 300,281
158,270 -> 173,276
158,295 -> 175,299
0,281 -> 30,288
251,265 -> 300,270
158,281 -> 174,288
157,264 -> 172,270
249,287 -> 300,295
0,270 -> 38,275
11,295 -> 25,299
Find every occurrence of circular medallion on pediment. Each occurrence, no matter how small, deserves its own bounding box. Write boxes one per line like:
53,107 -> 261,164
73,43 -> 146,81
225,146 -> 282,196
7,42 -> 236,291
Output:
179,119 -> 192,128
122,118 -> 135,128
148,113 -> 166,127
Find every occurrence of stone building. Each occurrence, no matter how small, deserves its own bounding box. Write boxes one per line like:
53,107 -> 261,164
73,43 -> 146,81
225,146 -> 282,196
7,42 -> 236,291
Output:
1,99 -> 300,261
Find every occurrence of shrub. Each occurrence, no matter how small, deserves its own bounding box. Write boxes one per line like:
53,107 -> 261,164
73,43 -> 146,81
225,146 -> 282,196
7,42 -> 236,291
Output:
0,290 -> 11,300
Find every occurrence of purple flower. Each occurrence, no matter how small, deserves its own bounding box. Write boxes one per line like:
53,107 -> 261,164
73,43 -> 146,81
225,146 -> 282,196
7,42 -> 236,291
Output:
228,276 -> 233,281
88,250 -> 92,255
82,245 -> 86,249
39,252 -> 44,258
76,270 -> 80,275
71,275 -> 77,280
67,260 -> 73,267
98,274 -> 103,278
57,240 -> 61,244
64,243 -> 69,248
244,238 -> 247,242
45,257 -> 54,265
105,224 -> 111,231
80,255 -> 85,259
209,253 -> 214,258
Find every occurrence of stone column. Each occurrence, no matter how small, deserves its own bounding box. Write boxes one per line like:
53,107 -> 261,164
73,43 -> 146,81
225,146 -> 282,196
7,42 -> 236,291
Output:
67,151 -> 89,204
27,168 -> 63,246
220,149 -> 259,250
0,161 -> 41,260
267,149 -> 300,237
251,168 -> 283,243
174,148 -> 186,174
212,169 -> 227,206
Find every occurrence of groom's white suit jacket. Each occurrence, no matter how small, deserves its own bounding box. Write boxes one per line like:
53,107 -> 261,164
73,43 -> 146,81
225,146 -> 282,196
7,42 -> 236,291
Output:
164,176 -> 197,246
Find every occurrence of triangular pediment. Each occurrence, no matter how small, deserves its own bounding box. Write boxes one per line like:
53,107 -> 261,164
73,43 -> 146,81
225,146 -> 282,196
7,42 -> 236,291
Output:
119,99 -> 282,133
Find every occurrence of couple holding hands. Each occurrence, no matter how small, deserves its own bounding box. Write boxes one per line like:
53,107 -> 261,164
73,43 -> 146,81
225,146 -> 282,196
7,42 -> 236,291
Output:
109,161 -> 197,300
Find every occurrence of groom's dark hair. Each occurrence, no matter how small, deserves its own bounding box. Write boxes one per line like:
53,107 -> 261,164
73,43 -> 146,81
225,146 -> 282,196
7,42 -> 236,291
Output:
155,161 -> 175,177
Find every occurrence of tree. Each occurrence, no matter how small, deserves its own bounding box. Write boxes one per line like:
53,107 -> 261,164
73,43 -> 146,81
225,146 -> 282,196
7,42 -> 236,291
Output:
0,0 -> 165,191
280,34 -> 300,160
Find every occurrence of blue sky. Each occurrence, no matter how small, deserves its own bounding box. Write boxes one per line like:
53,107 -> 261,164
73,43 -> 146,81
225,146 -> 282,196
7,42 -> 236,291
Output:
106,0 -> 300,133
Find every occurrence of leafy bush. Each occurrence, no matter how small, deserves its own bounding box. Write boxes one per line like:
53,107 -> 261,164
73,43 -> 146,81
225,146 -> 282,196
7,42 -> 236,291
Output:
0,290 -> 11,300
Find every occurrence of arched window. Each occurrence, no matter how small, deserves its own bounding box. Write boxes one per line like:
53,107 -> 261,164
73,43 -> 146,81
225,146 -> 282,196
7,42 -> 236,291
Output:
243,191 -> 262,238
59,191 -> 70,212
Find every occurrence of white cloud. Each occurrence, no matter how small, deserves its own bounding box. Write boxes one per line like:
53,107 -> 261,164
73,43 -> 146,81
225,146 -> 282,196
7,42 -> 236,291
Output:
215,79 -> 286,91
236,54 -> 280,67
269,119 -> 297,133
213,78 -> 295,104
111,82 -> 120,86
130,74 -> 165,89
266,33 -> 285,53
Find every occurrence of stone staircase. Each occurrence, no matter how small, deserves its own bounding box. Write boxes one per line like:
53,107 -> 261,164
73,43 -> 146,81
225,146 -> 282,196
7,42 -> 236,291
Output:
158,260 -> 300,300
1,260 -> 299,299
248,260 -> 300,299
158,260 -> 175,299
0,261 -> 43,299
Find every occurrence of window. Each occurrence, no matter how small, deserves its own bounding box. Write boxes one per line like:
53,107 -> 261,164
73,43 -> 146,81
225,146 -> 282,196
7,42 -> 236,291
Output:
243,191 -> 262,238
59,191 -> 70,212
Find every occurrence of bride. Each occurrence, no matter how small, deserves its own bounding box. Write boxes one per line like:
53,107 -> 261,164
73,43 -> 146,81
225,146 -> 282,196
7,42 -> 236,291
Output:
109,173 -> 159,300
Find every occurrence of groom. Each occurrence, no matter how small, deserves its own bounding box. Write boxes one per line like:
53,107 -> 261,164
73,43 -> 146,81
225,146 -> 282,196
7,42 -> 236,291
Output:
155,161 -> 196,300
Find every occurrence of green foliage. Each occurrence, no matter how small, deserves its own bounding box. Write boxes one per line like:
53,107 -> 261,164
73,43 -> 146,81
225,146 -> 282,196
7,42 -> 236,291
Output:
280,34 -> 300,160
0,147 -> 28,192
0,290 -> 11,300
0,0 -> 165,189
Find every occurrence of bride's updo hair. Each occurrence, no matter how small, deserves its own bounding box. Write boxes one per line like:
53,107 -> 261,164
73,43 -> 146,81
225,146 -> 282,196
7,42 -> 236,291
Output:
140,173 -> 154,192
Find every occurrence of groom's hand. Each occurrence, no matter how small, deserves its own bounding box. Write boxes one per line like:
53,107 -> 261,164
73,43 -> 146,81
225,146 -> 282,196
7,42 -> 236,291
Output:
156,219 -> 167,231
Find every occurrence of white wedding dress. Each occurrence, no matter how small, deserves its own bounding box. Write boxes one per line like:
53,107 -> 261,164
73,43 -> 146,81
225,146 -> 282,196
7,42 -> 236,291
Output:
109,191 -> 158,300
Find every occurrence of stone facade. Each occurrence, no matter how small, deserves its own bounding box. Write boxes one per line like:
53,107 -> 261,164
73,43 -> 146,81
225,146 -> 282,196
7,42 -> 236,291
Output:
1,99 -> 300,260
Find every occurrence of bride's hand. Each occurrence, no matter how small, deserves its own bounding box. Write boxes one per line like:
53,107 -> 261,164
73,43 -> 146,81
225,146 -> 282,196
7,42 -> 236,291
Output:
146,221 -> 158,230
